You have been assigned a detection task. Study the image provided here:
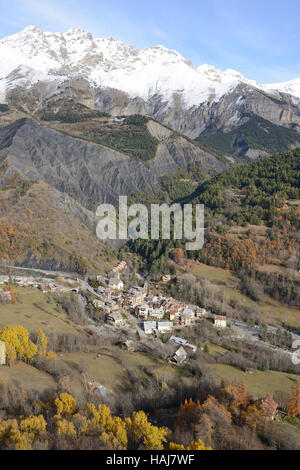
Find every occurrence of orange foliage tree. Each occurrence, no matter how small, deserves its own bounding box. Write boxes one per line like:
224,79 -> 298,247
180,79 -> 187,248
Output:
175,398 -> 201,430
224,381 -> 249,414
3,284 -> 16,304
288,381 -> 300,417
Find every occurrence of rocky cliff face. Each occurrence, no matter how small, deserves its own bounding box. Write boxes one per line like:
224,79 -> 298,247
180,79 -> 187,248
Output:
0,117 -> 225,209
0,118 -> 156,208
153,84 -> 300,139
5,75 -> 300,140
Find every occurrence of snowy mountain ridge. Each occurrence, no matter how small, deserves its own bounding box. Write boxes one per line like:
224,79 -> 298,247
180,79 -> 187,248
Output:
0,25 -> 299,109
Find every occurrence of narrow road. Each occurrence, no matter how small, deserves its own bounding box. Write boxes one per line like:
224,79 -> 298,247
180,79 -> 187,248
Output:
0,264 -> 78,279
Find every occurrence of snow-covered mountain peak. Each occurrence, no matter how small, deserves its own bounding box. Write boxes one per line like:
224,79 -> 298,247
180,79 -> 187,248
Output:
262,77 -> 300,102
64,27 -> 90,35
23,25 -> 43,33
0,26 -> 299,109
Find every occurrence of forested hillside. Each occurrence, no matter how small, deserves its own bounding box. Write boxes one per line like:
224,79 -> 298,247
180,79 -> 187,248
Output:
196,114 -> 300,159
129,149 -> 300,309
186,147 -> 300,226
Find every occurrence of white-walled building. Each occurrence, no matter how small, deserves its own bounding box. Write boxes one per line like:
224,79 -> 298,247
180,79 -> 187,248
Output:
143,321 -> 157,335
214,315 -> 227,328
105,311 -> 123,326
149,308 -> 164,320
108,278 -> 124,290
180,308 -> 195,326
157,322 -> 173,334
135,304 -> 150,319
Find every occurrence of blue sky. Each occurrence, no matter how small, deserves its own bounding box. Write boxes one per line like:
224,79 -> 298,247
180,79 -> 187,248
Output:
0,0 -> 299,83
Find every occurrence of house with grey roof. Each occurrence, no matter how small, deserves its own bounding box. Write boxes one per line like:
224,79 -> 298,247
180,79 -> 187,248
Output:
169,336 -> 187,347
93,386 -> 107,399
149,308 -> 164,320
157,322 -> 173,334
171,346 -> 187,365
108,278 -> 124,290
143,321 -> 157,335
105,311 -> 123,326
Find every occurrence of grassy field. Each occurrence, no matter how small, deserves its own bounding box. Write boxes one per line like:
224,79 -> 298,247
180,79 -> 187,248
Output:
203,343 -> 229,356
61,350 -> 125,389
60,347 -> 181,391
223,286 -> 257,307
223,287 -> 300,328
121,349 -> 182,381
259,296 -> 300,329
0,362 -> 57,393
0,287 -> 80,334
189,261 -> 236,283
211,363 -> 298,399
186,259 -> 300,329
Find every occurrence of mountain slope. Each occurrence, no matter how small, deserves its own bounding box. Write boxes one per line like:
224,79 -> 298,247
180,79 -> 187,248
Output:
129,149 -> 300,308
196,113 -> 300,160
0,118 -> 157,208
0,179 -> 116,273
264,77 -> 300,101
0,110 -> 228,272
0,117 -> 225,210
183,147 -> 300,229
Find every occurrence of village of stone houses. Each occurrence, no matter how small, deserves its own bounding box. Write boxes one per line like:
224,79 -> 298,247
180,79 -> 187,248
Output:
0,252 -> 300,450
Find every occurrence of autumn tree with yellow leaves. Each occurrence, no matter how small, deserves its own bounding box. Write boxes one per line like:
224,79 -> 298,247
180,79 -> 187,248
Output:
55,393 -> 77,418
125,410 -> 167,450
51,396 -> 211,450
0,325 -> 37,364
169,439 -> 212,450
85,403 -> 128,449
37,328 -> 48,356
0,392 -> 215,450
36,328 -> 56,359
0,415 -> 47,450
